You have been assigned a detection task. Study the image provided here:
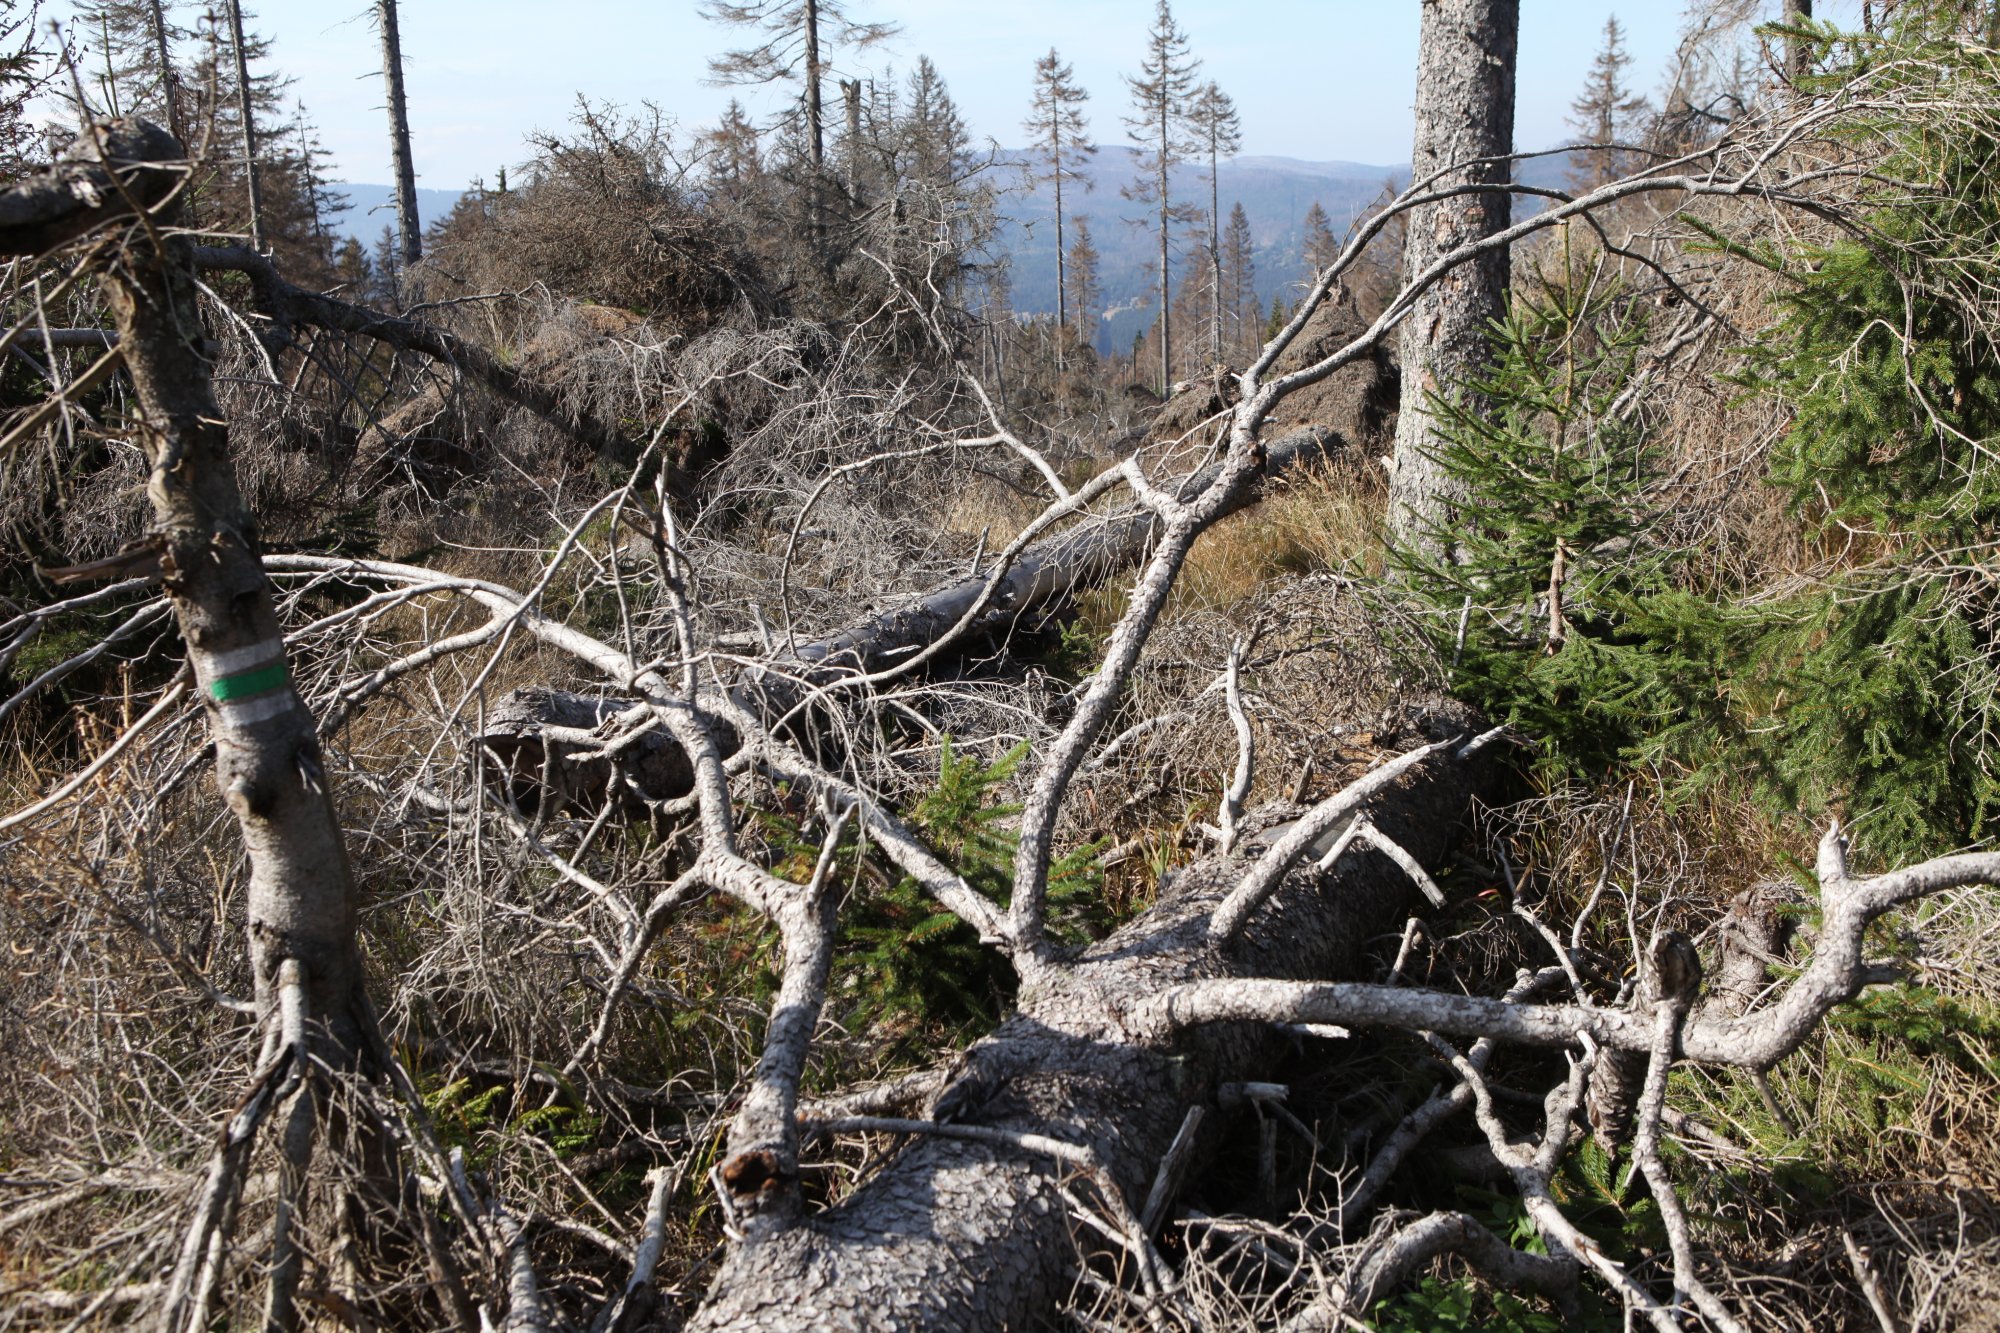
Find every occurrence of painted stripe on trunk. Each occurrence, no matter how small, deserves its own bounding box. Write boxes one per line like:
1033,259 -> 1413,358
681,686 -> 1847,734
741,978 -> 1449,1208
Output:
216,690 -> 294,728
205,637 -> 287,678
209,661 -> 289,702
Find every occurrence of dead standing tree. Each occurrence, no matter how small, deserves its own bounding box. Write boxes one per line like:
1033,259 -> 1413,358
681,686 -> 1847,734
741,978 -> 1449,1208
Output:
1387,0 -> 1520,557
5,42 -> 1998,1329
375,0 -> 421,273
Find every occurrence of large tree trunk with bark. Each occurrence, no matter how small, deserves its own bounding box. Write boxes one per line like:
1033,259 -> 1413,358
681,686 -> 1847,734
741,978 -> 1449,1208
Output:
0,120 -> 368,1056
1388,0 -> 1520,557
690,704 -> 1488,1330
377,0 -> 422,272
0,121 -> 389,1330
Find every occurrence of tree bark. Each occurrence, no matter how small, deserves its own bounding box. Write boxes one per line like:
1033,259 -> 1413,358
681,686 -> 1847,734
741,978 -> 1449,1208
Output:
145,0 -> 186,149
689,705 -> 1488,1331
1208,140 -> 1223,367
0,118 -> 372,1070
1054,133 -> 1067,362
1387,0 -> 1519,558
805,0 -> 824,251
841,76 -> 861,203
377,0 -> 422,272
224,0 -> 265,253
1157,114 -> 1173,395
0,123 -> 386,1327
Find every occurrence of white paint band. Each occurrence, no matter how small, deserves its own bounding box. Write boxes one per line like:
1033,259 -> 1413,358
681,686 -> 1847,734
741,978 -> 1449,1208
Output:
215,690 -> 294,729
203,637 -> 288,679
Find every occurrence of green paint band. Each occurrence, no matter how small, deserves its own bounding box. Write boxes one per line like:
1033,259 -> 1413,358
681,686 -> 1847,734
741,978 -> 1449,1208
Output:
209,661 -> 289,702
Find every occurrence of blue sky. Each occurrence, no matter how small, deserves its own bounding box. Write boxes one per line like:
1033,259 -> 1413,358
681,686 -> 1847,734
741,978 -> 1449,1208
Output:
57,1 -> 1852,190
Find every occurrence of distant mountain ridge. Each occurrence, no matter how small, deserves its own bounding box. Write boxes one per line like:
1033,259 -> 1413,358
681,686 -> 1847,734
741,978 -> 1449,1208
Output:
989,146 -> 1410,352
325,182 -> 470,250
331,150 -> 1574,353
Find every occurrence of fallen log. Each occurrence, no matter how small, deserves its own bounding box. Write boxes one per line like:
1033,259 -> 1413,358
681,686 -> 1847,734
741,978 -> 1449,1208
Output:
475,426 -> 1342,811
191,243 -> 645,467
686,701 -> 1490,1330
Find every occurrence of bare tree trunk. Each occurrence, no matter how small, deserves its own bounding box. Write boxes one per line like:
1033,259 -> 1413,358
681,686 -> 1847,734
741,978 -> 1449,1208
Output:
1157,117 -> 1173,395
1387,0 -> 1519,558
298,120 -> 325,247
805,0 -> 824,251
145,0 -> 185,149
224,0 -> 265,253
1053,143 -> 1067,371
377,0 -> 422,272
0,120 -> 378,1327
688,710 -> 1487,1331
841,77 -> 861,203
1208,146 -> 1223,367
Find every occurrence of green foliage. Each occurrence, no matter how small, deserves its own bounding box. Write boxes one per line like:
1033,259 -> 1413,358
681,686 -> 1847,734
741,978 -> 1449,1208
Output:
5,621 -> 101,689
1699,12 -> 2000,859
1833,982 -> 2000,1081
1396,255 -> 1684,775
1759,14 -> 2000,540
1398,14 -> 2000,862
1048,614 -> 1104,680
1550,1136 -> 1662,1258
823,738 -> 1103,1035
1733,579 -> 2000,858
1370,1276 -> 1568,1333
420,1076 -> 602,1169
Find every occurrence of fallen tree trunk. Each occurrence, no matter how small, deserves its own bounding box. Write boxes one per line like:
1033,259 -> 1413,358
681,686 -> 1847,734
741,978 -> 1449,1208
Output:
475,426 -> 1341,810
687,701 -> 1488,1330
192,243 -> 644,466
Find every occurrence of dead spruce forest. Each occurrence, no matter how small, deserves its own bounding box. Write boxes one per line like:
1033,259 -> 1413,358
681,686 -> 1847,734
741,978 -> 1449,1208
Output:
6,0 -> 2000,1329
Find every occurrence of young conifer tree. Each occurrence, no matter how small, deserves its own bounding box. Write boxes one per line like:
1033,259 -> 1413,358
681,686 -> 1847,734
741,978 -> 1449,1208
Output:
1023,48 -> 1093,346
1395,254 -> 1668,775
1121,0 -> 1200,394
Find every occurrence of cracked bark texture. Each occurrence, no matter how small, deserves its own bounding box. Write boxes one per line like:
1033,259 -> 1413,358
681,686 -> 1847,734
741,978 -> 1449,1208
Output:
1388,0 -> 1519,556
688,702 -> 1488,1331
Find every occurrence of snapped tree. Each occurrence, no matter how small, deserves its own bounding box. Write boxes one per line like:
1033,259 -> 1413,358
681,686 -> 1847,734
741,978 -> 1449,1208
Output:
5,9 -> 2000,1332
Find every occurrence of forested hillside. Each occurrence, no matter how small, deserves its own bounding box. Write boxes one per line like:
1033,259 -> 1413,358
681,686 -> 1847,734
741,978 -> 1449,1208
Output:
2,2 -> 1999,1331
